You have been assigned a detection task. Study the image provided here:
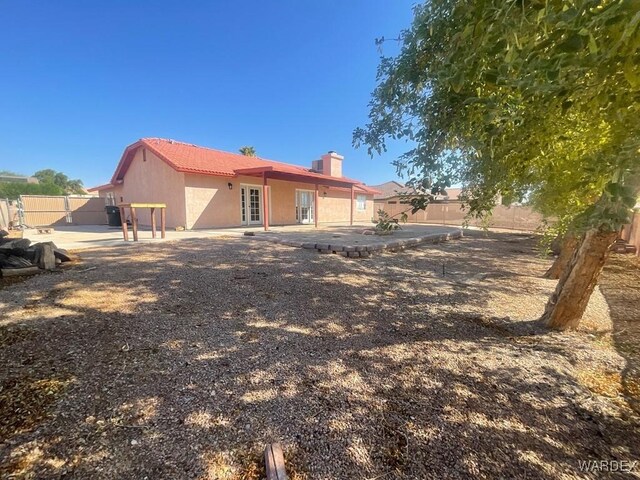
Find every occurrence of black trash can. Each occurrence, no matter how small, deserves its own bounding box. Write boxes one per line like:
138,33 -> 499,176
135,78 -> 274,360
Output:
105,205 -> 122,227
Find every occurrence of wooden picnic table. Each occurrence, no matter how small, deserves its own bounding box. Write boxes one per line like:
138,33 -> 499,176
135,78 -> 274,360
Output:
118,203 -> 166,241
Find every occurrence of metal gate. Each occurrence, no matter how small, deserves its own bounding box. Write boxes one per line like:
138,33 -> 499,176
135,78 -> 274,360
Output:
19,195 -> 107,227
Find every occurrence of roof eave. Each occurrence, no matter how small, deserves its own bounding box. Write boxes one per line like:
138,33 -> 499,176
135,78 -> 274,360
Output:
176,168 -> 236,177
232,166 -> 275,175
110,140 -> 145,184
87,183 -> 114,192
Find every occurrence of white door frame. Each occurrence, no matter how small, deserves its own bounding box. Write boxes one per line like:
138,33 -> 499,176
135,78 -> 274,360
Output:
296,189 -> 315,224
240,183 -> 272,226
240,184 -> 263,226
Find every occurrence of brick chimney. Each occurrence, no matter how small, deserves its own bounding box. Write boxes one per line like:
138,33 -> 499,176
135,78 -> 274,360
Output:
312,151 -> 343,178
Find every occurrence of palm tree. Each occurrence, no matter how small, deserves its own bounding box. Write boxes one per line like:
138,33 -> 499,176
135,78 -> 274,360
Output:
239,146 -> 257,157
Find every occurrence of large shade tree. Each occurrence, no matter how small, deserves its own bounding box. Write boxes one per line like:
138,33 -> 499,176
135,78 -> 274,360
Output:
33,169 -> 85,195
0,182 -> 64,199
355,0 -> 640,330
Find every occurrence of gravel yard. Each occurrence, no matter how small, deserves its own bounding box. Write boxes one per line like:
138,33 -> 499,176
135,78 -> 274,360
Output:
1,231 -> 639,479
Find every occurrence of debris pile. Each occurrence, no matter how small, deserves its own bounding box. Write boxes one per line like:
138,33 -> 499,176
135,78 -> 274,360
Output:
0,230 -> 73,277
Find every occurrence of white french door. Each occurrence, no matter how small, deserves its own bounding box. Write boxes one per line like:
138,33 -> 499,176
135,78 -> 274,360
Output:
240,185 -> 262,225
296,190 -> 315,224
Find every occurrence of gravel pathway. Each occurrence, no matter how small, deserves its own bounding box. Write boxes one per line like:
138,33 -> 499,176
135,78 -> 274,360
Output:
0,231 -> 638,479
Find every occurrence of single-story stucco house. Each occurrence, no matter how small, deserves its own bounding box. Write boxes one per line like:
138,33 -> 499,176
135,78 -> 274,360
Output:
89,138 -> 379,230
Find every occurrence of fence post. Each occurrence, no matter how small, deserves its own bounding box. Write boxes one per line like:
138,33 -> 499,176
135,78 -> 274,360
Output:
17,196 -> 25,227
64,196 -> 73,224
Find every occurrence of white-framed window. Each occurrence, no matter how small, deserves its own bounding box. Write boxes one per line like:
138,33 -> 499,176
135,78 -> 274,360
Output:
356,194 -> 367,211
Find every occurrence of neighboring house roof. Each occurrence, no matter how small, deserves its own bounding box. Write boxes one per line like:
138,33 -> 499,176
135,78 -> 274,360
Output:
443,188 -> 462,200
103,138 -> 378,193
0,175 -> 39,184
371,180 -> 463,201
370,181 -> 412,200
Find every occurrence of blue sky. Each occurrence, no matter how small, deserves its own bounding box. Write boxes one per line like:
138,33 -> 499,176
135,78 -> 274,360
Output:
0,1 -> 416,188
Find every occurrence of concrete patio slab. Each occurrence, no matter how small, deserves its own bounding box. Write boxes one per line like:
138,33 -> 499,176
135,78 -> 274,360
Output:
18,223 -> 462,254
19,225 -> 251,250
16,223 -> 374,250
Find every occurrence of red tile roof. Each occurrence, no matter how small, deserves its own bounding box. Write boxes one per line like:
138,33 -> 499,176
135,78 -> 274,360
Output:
108,138 -> 377,192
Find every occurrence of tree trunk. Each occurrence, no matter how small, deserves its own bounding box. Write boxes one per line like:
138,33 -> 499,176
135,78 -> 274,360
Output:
544,234 -> 578,279
542,228 -> 618,330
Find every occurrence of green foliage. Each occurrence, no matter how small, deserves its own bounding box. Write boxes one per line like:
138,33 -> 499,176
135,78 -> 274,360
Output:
355,0 -> 640,233
0,169 -> 85,199
33,169 -> 85,195
373,209 -> 407,232
0,170 -> 24,176
0,182 -> 65,200
238,146 -> 257,157
536,214 -> 575,256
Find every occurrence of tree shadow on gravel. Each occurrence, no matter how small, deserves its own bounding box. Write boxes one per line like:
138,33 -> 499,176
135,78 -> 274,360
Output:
0,232 -> 638,479
598,254 -> 640,416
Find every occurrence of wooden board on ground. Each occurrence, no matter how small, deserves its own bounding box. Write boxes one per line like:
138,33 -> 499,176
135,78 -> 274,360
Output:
1,266 -> 41,277
264,443 -> 288,480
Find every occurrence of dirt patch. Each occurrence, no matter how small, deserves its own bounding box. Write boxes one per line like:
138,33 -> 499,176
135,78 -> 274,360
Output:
0,232 -> 638,479
0,324 -> 33,347
0,276 -> 32,290
200,450 -> 264,480
0,375 -> 70,440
